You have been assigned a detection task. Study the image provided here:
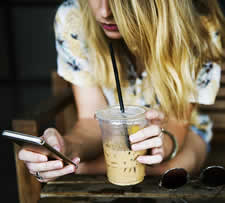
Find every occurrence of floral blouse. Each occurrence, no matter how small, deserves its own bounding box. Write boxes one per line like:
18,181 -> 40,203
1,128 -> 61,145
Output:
54,0 -> 222,150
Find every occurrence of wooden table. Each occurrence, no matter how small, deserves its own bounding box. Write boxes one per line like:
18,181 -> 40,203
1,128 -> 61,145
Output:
39,174 -> 225,203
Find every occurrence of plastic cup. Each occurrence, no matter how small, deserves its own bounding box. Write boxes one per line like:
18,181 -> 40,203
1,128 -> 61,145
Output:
95,105 -> 148,186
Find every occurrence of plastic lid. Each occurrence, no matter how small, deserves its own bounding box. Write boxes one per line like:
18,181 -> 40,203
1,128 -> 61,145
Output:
95,105 -> 147,124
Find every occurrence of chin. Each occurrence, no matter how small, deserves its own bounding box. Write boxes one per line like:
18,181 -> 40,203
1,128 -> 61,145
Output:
104,31 -> 122,39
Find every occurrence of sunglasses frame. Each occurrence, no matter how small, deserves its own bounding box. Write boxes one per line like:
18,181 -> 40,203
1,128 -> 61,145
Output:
159,165 -> 225,190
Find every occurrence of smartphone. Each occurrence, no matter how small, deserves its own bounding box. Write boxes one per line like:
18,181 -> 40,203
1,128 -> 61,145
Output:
2,130 -> 78,168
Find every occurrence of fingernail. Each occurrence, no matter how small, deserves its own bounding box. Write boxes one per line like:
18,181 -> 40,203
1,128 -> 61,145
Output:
131,144 -> 138,151
55,161 -> 63,168
73,157 -> 80,165
68,165 -> 75,173
137,156 -> 145,162
40,156 -> 48,162
129,134 -> 136,143
72,157 -> 80,169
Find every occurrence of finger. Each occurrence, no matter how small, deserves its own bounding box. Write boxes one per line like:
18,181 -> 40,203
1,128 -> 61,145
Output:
137,154 -> 163,165
30,158 -> 80,181
151,147 -> 164,157
18,149 -> 48,162
43,128 -> 62,151
37,178 -> 56,183
29,171 -> 56,183
26,160 -> 63,172
131,136 -> 163,151
146,109 -> 164,121
129,125 -> 161,143
72,157 -> 81,166
37,165 -> 76,179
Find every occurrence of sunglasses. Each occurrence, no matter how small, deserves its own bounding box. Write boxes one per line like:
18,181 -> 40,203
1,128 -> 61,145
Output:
159,165 -> 225,189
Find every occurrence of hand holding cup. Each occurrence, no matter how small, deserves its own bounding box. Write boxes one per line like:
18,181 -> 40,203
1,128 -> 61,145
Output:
129,109 -> 165,165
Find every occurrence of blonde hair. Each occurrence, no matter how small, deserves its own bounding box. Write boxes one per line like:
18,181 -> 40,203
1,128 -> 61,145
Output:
78,0 -> 225,120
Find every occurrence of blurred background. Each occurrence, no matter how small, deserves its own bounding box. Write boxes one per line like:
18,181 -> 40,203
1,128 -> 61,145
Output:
0,0 -> 225,202
0,0 -> 61,201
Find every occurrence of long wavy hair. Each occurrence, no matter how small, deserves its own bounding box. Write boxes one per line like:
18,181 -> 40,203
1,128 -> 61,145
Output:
78,0 -> 225,120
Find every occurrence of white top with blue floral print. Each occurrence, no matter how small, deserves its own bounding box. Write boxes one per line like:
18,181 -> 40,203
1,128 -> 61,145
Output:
54,0 -> 223,148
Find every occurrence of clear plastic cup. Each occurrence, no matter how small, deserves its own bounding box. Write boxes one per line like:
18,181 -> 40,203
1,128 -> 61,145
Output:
95,105 -> 148,186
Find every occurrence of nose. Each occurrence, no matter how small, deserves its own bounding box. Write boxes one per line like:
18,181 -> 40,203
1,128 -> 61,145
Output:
100,0 -> 112,18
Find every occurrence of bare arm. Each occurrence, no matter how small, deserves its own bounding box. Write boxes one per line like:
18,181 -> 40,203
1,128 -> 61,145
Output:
63,85 -> 107,162
76,104 -> 208,175
130,104 -> 208,175
18,84 -> 108,182
148,119 -> 207,176
150,104 -> 207,175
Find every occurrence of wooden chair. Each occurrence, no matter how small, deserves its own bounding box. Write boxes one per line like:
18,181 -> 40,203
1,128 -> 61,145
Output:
12,71 -> 225,203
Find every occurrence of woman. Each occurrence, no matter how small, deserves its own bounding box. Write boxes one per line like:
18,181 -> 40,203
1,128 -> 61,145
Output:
18,0 -> 225,182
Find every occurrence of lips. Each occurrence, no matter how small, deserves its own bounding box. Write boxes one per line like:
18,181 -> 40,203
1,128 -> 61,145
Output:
101,23 -> 119,31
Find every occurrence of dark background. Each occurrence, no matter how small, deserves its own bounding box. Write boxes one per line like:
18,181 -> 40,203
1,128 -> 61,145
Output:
0,0 -> 61,202
0,0 -> 225,202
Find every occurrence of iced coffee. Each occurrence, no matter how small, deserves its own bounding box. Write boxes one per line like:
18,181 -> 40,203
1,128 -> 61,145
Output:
95,105 -> 147,186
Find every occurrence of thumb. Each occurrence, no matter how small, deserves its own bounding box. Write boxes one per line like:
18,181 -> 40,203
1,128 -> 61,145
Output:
72,157 -> 81,173
42,128 -> 63,152
72,157 -> 81,165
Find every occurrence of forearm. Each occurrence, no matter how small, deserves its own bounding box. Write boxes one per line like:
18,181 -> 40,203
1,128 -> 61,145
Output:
77,129 -> 208,175
63,118 -> 103,162
76,153 -> 106,174
147,129 -> 208,176
162,115 -> 190,161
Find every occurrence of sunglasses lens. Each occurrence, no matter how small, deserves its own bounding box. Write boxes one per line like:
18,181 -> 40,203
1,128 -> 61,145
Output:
201,166 -> 225,187
160,168 -> 188,189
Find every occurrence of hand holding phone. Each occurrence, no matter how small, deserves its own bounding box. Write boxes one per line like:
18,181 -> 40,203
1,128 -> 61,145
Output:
2,130 -> 78,168
2,129 -> 80,182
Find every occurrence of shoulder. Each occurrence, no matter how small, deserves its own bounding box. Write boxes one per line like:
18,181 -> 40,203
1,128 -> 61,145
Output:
56,0 -> 80,18
190,62 -> 221,105
196,62 -> 221,88
55,0 -> 82,35
54,1 -> 95,87
54,0 -> 88,60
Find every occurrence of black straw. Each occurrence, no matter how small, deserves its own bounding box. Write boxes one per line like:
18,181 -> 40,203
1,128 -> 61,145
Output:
109,42 -> 125,113
109,42 -> 131,150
